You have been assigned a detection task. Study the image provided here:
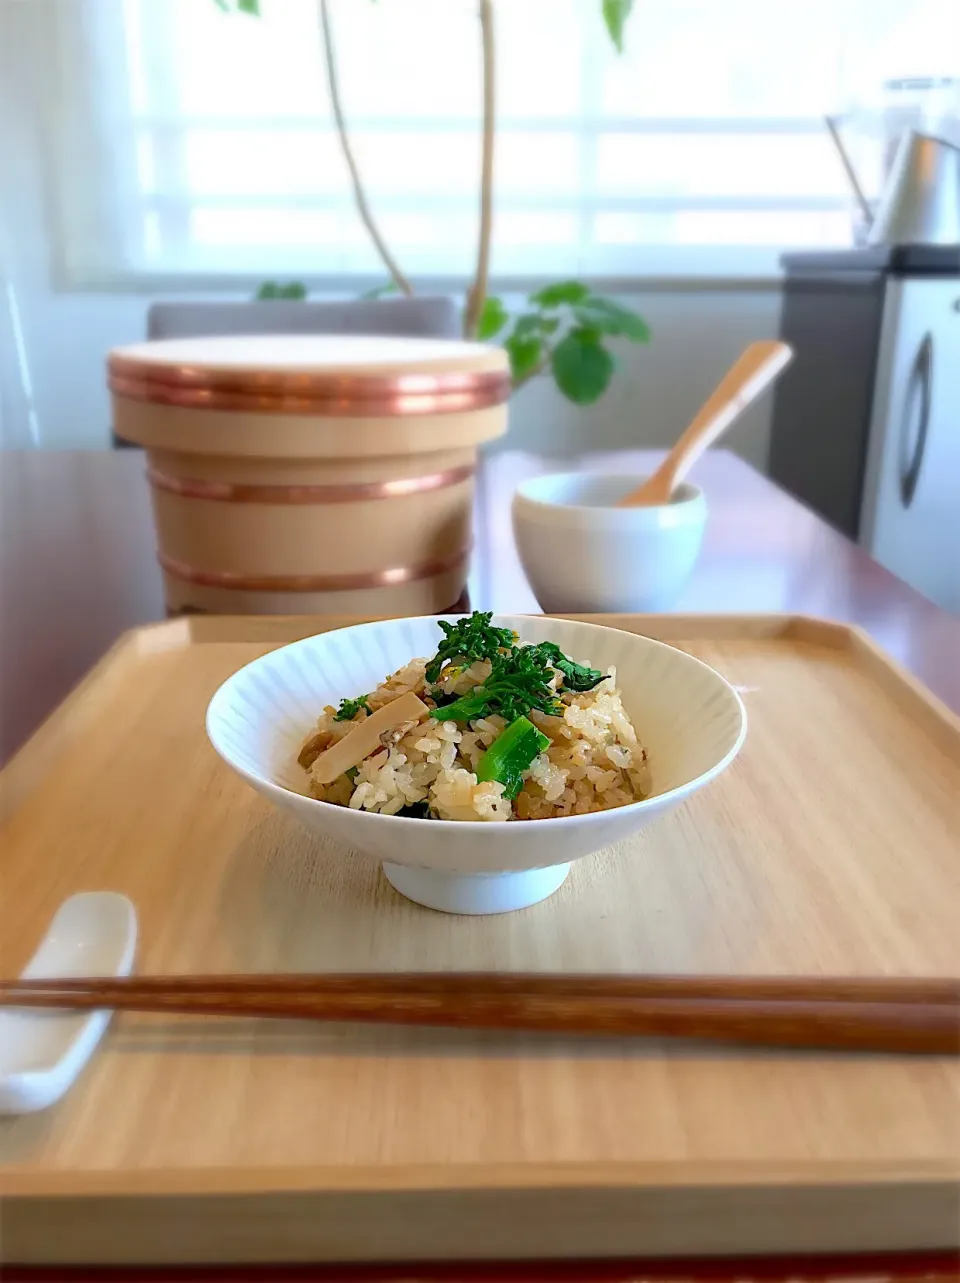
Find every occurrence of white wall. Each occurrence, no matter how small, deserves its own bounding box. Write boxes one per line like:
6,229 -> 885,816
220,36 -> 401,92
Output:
0,0 -> 782,464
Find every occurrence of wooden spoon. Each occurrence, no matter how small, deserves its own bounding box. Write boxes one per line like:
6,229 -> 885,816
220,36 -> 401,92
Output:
617,340 -> 794,507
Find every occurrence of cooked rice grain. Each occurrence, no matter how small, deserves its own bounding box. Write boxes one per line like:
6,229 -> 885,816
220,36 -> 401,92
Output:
300,652 -> 650,821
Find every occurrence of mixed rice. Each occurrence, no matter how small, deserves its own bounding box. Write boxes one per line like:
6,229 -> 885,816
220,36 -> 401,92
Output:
298,613 -> 650,822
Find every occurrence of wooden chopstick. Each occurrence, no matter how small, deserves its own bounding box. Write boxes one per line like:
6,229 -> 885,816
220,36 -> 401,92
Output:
2,973 -> 958,1054
5,972 -> 959,1003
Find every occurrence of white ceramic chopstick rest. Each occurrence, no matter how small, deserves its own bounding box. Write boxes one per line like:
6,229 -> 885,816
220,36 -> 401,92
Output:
0,892 -> 137,1114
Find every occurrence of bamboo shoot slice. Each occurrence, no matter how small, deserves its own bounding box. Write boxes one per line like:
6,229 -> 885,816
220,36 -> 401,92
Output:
310,692 -> 430,785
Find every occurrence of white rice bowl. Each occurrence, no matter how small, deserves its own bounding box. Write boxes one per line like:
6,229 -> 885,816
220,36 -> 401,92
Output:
206,615 -> 746,912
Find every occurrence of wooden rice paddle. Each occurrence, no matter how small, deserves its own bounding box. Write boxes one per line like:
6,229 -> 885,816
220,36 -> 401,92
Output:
618,340 -> 794,506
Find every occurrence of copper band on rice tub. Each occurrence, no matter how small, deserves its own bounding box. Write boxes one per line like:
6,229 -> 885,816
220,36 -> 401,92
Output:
108,359 -> 511,417
146,463 -> 475,504
156,548 -> 470,593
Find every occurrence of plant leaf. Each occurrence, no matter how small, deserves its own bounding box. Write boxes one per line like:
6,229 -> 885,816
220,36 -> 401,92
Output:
505,334 -> 543,383
359,280 -> 399,300
477,295 -> 509,340
573,296 -> 650,341
550,330 -> 615,405
511,313 -> 542,339
529,280 -> 590,308
601,0 -> 634,52
513,311 -> 567,341
255,281 -> 306,300
213,0 -> 262,14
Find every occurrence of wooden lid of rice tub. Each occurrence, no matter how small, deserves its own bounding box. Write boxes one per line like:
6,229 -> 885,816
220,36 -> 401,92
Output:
108,335 -> 512,417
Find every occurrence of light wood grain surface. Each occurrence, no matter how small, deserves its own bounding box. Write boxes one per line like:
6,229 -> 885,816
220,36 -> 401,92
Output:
4,448 -> 959,773
0,614 -> 958,1265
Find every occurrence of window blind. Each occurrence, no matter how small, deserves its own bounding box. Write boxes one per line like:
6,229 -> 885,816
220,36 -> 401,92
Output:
48,0 -> 959,285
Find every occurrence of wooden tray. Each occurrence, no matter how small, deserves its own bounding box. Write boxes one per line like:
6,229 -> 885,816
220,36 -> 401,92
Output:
1,614 -> 958,1267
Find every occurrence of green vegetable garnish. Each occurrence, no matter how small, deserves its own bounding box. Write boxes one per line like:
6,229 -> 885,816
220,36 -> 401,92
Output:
534,642 -> 604,692
334,694 -> 370,722
429,693 -> 490,723
430,643 -> 563,724
475,715 -> 550,800
428,687 -> 461,709
396,800 -> 433,819
425,612 -> 516,683
424,613 -> 603,723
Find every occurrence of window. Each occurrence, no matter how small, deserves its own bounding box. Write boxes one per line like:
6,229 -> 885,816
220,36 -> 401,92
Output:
50,0 -> 959,285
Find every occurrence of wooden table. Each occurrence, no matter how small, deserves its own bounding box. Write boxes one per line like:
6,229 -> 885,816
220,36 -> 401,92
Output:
2,448 -> 957,769
1,448 -> 958,1281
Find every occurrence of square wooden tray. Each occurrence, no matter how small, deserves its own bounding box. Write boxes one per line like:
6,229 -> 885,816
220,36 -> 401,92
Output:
1,614 -> 958,1267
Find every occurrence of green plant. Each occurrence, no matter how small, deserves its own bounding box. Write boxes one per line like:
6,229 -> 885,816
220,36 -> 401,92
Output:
255,281 -> 307,300
478,282 -> 650,406
601,0 -> 635,51
216,1 -> 650,408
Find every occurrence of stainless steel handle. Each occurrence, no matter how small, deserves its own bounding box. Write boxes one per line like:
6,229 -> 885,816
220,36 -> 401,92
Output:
898,333 -> 933,509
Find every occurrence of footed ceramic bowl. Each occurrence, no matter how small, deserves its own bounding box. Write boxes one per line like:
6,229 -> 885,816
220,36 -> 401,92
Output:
206,615 -> 745,915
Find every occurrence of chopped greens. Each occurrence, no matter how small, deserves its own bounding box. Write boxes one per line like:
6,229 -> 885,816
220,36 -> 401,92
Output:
427,687 -> 461,709
396,800 -> 432,819
299,611 -> 640,821
430,643 -> 562,724
425,612 -> 516,683
534,642 -> 604,692
429,692 -> 491,723
423,612 -> 603,724
475,715 -> 550,800
333,693 -> 370,722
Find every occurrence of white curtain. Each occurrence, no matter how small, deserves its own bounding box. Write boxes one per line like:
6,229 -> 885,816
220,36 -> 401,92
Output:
45,0 -> 960,286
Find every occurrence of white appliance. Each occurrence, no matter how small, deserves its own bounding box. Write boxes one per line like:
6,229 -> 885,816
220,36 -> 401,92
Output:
861,277 -> 960,613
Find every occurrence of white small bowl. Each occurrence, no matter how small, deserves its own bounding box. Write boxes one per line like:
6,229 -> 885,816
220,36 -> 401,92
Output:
512,473 -> 707,613
207,615 -> 745,915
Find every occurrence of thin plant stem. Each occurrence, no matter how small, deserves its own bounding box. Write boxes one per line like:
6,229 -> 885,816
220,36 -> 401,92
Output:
463,0 -> 496,337
317,0 -> 413,296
